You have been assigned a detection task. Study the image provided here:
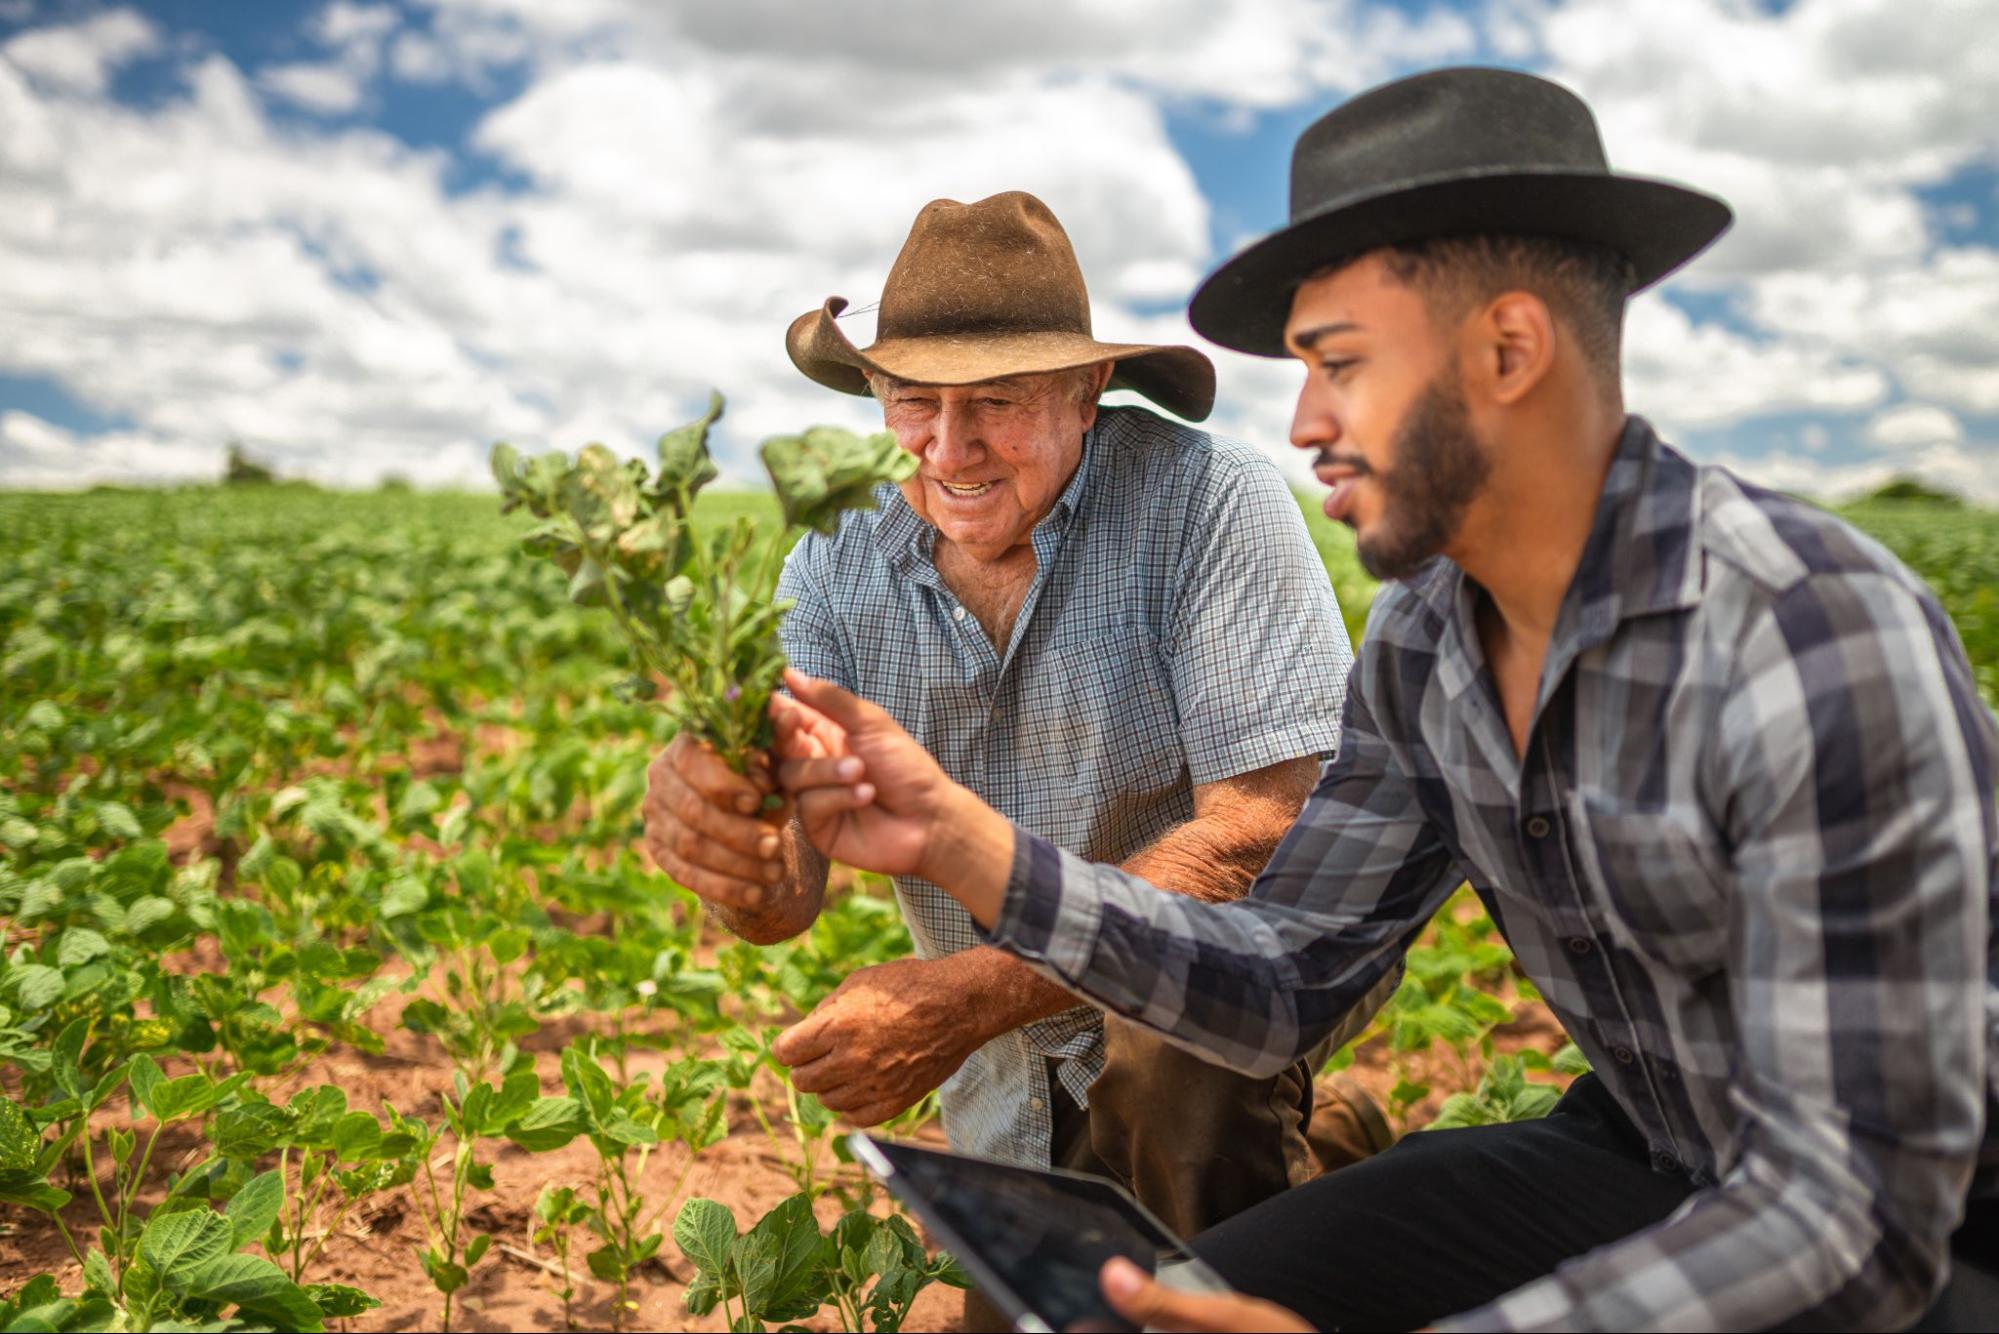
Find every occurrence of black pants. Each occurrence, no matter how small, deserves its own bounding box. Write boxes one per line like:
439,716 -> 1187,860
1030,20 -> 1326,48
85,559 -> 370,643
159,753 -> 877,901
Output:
1193,1075 -> 1999,1332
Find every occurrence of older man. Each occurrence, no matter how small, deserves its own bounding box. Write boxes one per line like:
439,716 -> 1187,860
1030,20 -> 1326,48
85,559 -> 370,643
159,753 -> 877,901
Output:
642,191 -> 1388,1314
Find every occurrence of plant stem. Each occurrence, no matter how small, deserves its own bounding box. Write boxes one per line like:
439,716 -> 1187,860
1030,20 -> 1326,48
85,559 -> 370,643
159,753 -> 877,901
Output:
50,1210 -> 87,1271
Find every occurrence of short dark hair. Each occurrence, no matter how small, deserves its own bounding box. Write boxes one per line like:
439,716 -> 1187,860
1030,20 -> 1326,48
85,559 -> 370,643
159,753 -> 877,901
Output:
1376,235 -> 1635,387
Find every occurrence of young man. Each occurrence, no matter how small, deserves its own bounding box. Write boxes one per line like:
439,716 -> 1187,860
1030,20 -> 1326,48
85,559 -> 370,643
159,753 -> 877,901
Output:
766,69 -> 1999,1331
641,191 -> 1393,1330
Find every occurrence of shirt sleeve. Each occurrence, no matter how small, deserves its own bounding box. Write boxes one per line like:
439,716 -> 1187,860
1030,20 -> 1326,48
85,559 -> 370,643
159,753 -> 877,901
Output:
1442,572 -> 1997,1333
775,536 -> 854,692
1165,449 -> 1354,785
987,664 -> 1461,1077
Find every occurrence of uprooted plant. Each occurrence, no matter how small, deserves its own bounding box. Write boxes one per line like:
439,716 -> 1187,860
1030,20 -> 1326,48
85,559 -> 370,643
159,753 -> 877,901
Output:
490,391 -> 918,773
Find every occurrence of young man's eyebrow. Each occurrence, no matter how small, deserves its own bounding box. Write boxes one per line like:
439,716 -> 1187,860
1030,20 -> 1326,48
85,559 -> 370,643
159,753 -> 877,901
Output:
1287,321 -> 1361,353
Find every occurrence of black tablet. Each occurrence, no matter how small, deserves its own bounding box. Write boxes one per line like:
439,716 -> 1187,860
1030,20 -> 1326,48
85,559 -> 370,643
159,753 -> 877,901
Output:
847,1133 -> 1232,1334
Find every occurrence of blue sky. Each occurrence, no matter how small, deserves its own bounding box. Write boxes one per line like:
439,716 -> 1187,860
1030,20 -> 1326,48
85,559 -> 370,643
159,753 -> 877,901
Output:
1,0 -> 1994,498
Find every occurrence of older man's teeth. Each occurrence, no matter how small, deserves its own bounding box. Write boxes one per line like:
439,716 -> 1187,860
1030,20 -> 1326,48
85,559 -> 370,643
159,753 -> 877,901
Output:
939,480 -> 995,497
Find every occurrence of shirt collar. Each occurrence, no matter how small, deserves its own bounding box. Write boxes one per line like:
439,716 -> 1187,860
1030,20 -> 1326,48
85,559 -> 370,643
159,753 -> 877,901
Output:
1424,415 -> 1704,700
870,420 -> 1098,577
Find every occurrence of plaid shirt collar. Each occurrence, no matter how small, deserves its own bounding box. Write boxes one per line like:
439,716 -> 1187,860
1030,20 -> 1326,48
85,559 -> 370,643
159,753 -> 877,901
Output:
869,425 -> 1096,583
1426,416 -> 1705,711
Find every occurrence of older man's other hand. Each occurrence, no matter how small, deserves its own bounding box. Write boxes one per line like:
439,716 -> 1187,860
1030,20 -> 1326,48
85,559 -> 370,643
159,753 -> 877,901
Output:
771,956 -> 989,1126
642,732 -> 788,911
1094,1258 -> 1316,1333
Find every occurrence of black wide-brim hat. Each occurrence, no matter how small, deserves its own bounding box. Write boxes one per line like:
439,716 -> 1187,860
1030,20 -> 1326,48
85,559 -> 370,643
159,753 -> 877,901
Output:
1190,67 -> 1733,356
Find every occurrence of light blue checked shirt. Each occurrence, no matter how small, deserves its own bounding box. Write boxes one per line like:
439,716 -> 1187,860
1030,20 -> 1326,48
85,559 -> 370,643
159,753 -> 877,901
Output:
776,404 -> 1353,1166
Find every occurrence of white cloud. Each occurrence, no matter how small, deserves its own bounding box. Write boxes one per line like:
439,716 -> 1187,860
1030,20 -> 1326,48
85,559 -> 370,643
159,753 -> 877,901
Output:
257,61 -> 366,114
1,8 -> 158,95
1622,291 -> 1889,431
1712,441 -> 1999,507
0,0 -> 1994,496
316,2 -> 399,48
1866,402 -> 1964,450
388,30 -> 452,83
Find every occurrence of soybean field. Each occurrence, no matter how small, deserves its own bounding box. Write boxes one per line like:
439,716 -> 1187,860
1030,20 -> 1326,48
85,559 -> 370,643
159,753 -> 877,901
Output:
0,482 -> 1991,1331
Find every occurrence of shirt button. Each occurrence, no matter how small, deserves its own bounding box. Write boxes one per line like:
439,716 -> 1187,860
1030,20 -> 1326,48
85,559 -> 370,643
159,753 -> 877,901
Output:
1566,936 -> 1593,956
1028,1097 -> 1045,1111
952,605 -> 967,622
1613,1045 -> 1635,1065
1651,1148 -> 1681,1172
1525,816 -> 1551,839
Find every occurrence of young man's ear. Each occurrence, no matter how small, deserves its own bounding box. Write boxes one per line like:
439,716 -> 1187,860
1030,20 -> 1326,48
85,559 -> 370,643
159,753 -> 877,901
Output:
1474,292 -> 1557,406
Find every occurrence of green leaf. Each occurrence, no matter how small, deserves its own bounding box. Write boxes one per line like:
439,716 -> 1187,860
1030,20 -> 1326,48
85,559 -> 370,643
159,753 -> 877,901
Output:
656,391 -> 725,495
94,803 -> 142,842
224,1170 -> 284,1250
760,425 -> 917,536
124,895 -> 176,935
505,1096 -> 583,1153
183,1252 -> 326,1331
0,1094 -> 46,1174
465,1233 -> 492,1268
10,964 -> 63,1011
136,1206 -> 232,1285
305,1282 -> 381,1319
329,1111 -> 382,1162
49,1032 -> 88,1104
128,1053 -> 165,1119
0,1180 -> 71,1212
378,876 -> 429,920
585,1244 -> 626,1282
421,1248 -> 469,1296
1552,1042 -> 1593,1076
674,1197 -> 738,1277
83,1248 -> 114,1295
684,1271 -> 723,1317
55,929 -> 110,968
737,1193 -> 829,1321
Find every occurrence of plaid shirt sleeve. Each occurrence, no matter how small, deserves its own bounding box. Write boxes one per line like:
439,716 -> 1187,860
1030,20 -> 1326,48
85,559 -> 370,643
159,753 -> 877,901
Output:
989,654 -> 1460,1077
1444,572 -> 1996,1333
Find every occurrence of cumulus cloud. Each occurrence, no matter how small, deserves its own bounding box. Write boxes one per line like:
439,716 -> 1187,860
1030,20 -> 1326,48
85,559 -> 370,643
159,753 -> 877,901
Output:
1,8 -> 159,95
257,61 -> 366,114
0,0 -> 1994,496
1866,403 -> 1964,450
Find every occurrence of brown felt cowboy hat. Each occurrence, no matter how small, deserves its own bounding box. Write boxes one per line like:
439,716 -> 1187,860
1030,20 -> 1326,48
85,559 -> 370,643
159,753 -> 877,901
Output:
1190,67 -> 1733,356
786,190 -> 1216,422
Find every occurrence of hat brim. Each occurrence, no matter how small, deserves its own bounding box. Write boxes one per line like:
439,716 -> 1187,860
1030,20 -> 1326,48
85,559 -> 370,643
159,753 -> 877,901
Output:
1189,171 -> 1733,357
786,297 -> 1217,422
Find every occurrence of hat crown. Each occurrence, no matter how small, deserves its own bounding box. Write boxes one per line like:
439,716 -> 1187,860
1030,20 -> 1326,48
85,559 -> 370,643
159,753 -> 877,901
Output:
877,191 -> 1094,342
1290,67 -> 1609,224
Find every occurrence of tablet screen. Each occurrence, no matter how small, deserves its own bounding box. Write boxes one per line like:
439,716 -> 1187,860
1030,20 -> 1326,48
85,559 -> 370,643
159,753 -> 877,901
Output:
854,1136 -> 1223,1333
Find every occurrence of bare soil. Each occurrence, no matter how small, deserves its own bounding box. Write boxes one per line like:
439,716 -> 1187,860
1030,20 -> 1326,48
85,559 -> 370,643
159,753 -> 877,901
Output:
8,729 -> 1573,1331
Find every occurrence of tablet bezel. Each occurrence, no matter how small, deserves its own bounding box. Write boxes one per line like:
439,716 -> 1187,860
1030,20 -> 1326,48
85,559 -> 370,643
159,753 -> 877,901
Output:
846,1131 -> 1230,1334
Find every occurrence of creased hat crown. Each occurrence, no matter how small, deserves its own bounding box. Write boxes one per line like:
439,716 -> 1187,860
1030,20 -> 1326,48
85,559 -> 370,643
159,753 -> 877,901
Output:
1290,69 -> 1607,223
877,192 -> 1094,339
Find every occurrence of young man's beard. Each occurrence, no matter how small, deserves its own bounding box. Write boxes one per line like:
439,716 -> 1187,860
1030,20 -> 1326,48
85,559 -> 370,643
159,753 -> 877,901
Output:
1354,370 -> 1491,581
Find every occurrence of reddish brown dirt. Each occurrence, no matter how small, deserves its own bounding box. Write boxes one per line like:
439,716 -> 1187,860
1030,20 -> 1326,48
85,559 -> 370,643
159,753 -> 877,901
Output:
9,721 -> 1574,1331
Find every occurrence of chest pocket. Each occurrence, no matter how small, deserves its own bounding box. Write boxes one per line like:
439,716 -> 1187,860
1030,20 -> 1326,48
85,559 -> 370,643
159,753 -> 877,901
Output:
1034,624 -> 1183,798
1566,793 -> 1730,976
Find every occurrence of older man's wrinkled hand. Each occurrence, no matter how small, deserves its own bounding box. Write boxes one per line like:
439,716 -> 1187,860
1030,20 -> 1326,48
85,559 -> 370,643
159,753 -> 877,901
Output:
771,956 -> 988,1126
642,732 -> 787,911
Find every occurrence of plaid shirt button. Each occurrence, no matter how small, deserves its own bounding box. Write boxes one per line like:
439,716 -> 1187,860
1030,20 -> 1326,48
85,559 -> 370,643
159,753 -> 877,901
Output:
1525,816 -> 1551,838
1566,936 -> 1593,955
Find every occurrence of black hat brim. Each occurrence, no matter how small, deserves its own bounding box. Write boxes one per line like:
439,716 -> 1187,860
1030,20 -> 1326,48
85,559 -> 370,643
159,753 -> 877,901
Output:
1189,170 -> 1732,357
